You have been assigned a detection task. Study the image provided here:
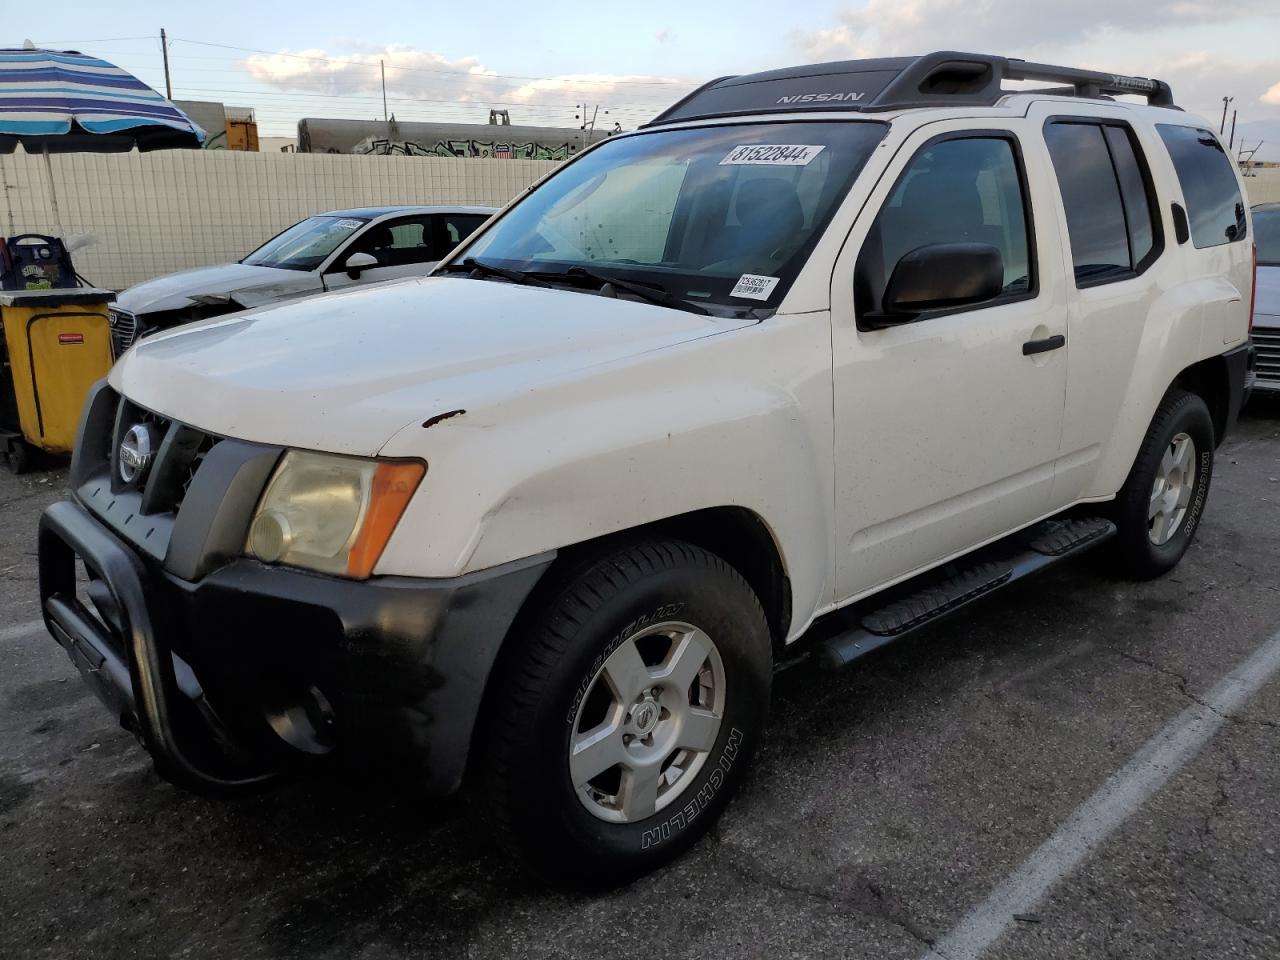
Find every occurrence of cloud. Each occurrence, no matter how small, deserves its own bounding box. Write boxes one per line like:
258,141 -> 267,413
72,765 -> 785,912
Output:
655,28 -> 672,43
245,46 -> 500,102
789,2 -> 1280,136
1128,51 -> 1280,129
507,73 -> 686,107
790,0 -> 1272,61
242,44 -> 688,120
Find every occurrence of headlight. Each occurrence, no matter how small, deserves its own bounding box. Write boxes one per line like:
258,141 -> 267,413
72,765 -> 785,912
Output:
246,450 -> 425,579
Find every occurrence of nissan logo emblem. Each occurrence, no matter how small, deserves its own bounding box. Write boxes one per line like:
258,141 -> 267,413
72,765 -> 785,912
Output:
118,423 -> 159,485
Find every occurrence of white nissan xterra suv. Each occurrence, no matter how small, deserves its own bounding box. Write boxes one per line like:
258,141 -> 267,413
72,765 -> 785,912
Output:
38,52 -> 1256,887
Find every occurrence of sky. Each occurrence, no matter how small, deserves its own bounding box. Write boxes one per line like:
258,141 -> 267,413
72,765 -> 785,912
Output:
3,0 -> 1279,157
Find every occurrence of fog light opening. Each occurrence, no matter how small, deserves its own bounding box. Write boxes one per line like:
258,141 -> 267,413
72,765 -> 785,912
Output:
263,684 -> 337,755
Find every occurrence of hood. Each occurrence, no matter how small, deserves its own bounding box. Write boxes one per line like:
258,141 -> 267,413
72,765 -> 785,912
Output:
111,276 -> 753,456
115,262 -> 321,315
1254,264 -> 1280,323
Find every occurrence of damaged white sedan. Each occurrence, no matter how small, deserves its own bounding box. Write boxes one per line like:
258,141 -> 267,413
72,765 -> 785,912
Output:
107,204 -> 495,355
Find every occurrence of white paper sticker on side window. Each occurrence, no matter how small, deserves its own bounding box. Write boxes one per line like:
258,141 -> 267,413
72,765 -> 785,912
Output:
720,144 -> 825,166
731,274 -> 780,300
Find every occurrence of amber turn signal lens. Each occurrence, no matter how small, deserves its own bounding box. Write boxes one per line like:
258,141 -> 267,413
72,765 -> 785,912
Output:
345,461 -> 426,579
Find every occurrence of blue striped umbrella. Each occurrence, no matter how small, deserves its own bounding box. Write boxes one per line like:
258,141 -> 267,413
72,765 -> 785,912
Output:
0,45 -> 205,152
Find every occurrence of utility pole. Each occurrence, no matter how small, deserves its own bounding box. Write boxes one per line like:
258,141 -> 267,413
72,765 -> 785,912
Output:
1220,96 -> 1232,134
1229,109 -> 1237,150
576,103 -> 600,150
381,60 -> 388,122
160,28 -> 172,100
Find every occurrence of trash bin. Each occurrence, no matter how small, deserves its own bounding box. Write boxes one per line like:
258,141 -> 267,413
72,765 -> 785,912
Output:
0,288 -> 114,473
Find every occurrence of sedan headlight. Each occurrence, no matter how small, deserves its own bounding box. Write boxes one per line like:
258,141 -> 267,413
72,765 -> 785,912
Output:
246,450 -> 425,579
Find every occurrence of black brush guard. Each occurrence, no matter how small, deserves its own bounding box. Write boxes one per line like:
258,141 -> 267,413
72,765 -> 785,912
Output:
38,499 -> 275,792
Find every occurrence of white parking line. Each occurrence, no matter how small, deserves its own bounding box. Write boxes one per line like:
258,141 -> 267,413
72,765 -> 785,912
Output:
0,619 -> 44,643
923,628 -> 1280,960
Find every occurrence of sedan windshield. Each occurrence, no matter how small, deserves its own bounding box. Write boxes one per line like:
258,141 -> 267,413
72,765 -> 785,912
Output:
1257,207 -> 1280,266
243,215 -> 369,271
460,121 -> 887,313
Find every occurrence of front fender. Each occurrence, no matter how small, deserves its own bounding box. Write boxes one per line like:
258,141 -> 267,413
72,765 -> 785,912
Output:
374,312 -> 836,639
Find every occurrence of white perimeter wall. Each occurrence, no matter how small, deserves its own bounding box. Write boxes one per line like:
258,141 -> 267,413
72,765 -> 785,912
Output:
0,149 -> 559,290
0,148 -> 1275,293
1244,168 -> 1280,206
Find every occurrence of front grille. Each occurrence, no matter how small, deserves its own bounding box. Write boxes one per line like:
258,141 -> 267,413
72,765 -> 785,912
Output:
108,308 -> 138,358
1252,328 -> 1280,386
110,395 -> 222,517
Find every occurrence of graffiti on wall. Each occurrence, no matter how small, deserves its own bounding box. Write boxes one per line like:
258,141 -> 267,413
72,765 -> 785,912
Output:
352,137 -> 573,160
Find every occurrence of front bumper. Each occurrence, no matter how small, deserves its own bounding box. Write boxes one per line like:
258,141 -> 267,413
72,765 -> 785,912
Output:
1222,341 -> 1255,433
39,497 -> 552,795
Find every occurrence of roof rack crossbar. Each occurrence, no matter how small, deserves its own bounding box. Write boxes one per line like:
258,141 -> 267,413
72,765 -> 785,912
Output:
1002,58 -> 1174,107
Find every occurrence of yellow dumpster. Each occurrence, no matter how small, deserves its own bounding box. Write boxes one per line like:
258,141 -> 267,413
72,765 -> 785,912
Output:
1,288 -> 115,473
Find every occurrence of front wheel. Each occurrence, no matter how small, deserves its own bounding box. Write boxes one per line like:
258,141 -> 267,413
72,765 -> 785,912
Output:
1110,388 -> 1214,579
480,539 -> 772,888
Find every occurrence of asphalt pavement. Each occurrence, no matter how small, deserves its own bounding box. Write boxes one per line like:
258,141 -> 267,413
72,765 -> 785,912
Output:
2,405 -> 1278,960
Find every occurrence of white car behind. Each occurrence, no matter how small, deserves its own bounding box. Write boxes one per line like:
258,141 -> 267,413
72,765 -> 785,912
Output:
108,204 -> 495,354
1250,202 -> 1280,394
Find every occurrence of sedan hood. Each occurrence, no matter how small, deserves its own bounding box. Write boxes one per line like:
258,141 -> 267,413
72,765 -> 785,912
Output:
111,276 -> 751,455
114,262 -> 321,315
1254,264 -> 1280,323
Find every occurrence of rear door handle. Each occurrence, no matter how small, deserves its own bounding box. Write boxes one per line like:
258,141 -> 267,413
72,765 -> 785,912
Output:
1022,334 -> 1066,356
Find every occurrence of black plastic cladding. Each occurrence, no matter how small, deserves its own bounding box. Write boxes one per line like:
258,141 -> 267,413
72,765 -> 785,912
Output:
644,51 -> 1176,127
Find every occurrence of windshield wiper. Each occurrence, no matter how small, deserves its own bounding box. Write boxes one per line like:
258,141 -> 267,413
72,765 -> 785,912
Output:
543,265 -> 711,315
443,257 -> 552,288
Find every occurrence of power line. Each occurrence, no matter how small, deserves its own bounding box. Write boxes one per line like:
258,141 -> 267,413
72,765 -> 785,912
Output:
5,35 -> 157,45
169,83 -> 668,111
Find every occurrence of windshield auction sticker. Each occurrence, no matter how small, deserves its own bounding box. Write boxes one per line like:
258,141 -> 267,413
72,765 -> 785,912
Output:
731,274 -> 780,300
720,144 -> 825,166
336,219 -> 365,229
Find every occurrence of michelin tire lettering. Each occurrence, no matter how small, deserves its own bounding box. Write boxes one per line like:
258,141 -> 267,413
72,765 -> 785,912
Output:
641,727 -> 744,850
564,603 -> 686,725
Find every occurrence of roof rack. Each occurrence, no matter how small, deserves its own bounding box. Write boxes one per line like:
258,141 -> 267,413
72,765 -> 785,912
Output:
643,52 -> 1175,127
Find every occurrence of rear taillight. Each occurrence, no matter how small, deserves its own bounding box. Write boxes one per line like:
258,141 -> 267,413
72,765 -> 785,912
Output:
1249,242 -> 1258,333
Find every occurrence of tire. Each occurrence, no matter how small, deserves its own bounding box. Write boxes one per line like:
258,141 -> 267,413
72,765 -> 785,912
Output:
1110,388 -> 1214,580
480,539 -> 772,888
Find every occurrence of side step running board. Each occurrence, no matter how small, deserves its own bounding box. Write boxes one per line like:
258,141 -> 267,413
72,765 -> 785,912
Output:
815,516 -> 1116,671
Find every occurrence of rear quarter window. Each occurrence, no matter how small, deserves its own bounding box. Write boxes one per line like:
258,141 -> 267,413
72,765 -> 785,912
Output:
1155,125 -> 1247,249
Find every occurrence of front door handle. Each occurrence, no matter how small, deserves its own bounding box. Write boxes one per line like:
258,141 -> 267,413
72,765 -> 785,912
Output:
1023,334 -> 1066,356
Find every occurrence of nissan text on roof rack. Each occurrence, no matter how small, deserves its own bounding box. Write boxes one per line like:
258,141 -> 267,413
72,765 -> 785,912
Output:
38,52 -> 1256,886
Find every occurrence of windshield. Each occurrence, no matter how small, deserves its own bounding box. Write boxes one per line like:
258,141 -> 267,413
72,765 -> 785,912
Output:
1257,207 -> 1280,265
460,121 -> 887,313
243,215 -> 369,271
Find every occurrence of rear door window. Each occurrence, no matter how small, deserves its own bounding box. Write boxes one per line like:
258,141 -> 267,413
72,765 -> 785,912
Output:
435,213 -> 491,257
1044,120 -> 1161,286
1155,125 -> 1247,248
1103,126 -> 1158,270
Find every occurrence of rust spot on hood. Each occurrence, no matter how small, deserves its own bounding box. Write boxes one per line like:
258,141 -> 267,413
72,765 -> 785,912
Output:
422,409 -> 466,429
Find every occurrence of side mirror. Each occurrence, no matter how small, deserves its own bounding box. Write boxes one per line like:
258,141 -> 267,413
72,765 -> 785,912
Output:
343,251 -> 378,278
878,242 -> 1004,322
